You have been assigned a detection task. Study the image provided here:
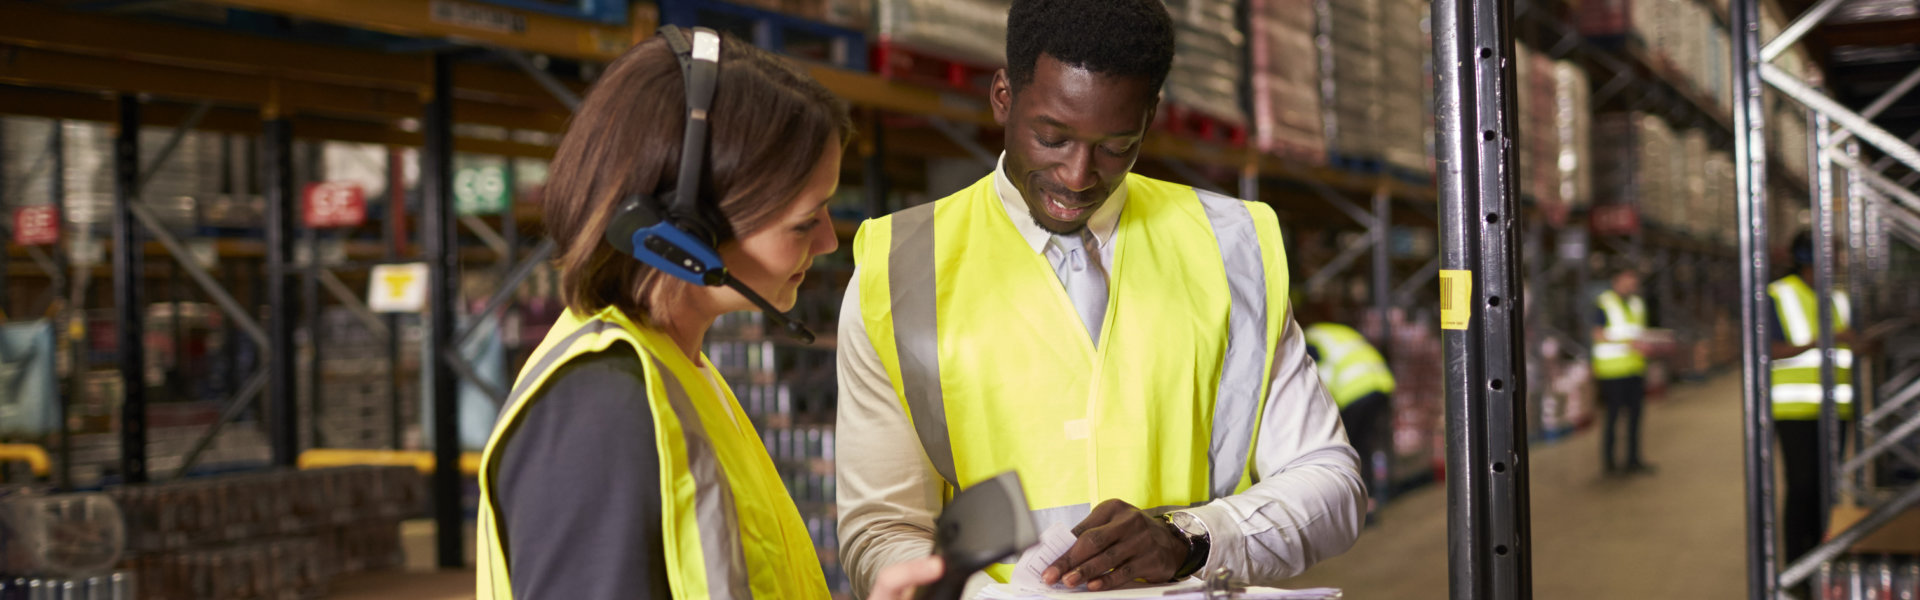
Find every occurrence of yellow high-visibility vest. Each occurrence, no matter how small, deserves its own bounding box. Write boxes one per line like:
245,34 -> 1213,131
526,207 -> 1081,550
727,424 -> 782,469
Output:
1592,290 -> 1648,380
852,173 -> 1292,582
1304,323 -> 1396,408
1768,274 -> 1854,420
475,306 -> 828,599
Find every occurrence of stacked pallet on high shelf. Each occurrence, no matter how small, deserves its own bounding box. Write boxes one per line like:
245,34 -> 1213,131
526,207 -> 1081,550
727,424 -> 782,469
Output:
1160,0 -> 1249,145
1249,0 -> 1327,164
1591,112 -> 1676,236
1576,0 -> 1733,111
1517,42 -> 1559,207
1554,60 -> 1595,216
872,0 -> 1010,92
1317,0 -> 1385,168
1378,0 -> 1432,177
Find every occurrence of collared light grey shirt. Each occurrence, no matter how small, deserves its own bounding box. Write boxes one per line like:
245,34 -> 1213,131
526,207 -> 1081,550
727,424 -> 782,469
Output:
835,154 -> 1365,597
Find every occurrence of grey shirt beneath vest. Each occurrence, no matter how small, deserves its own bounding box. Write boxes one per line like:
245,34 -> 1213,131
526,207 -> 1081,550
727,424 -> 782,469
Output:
495,349 -> 673,598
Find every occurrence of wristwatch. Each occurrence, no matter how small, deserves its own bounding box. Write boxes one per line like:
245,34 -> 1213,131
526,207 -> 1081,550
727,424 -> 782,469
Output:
1157,510 -> 1212,580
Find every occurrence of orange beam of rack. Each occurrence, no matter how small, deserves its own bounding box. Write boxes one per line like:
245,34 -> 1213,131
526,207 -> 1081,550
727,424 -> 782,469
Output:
0,2 -> 581,112
195,0 -> 652,62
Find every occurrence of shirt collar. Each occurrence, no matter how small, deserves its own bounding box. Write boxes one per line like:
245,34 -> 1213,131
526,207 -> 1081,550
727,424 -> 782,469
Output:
992,152 -> 1126,254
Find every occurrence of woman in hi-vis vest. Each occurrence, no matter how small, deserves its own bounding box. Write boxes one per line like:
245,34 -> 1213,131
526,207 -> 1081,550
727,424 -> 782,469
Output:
473,29 -> 941,599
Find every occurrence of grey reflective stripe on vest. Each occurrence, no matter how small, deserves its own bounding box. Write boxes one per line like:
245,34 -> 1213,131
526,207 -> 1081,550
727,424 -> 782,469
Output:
1195,189 -> 1270,499
502,318 -> 618,413
652,358 -> 756,600
888,203 -> 960,488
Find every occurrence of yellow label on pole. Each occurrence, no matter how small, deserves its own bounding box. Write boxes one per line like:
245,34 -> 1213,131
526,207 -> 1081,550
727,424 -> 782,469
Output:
1440,269 -> 1473,330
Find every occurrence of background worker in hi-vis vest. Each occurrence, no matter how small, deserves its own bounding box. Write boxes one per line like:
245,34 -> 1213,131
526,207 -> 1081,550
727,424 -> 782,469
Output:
473,30 -> 940,599
1592,267 -> 1657,477
835,0 -> 1365,594
1301,317 -> 1396,520
1770,231 -> 1859,578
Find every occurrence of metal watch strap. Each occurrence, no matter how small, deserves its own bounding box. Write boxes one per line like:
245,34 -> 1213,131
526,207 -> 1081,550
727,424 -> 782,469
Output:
1159,512 -> 1211,580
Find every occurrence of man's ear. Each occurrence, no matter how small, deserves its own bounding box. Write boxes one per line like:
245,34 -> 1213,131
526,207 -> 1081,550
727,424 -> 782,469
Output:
991,69 -> 1013,127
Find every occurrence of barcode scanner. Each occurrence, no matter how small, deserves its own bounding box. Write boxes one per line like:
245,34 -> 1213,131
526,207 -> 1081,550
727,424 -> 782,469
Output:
601,26 -> 816,344
916,471 -> 1040,600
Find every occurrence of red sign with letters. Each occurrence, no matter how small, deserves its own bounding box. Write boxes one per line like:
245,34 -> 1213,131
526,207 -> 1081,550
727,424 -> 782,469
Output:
12,205 -> 59,246
302,182 -> 368,229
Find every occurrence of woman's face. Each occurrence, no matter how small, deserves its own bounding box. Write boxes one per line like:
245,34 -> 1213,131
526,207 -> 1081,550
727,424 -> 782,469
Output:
714,134 -> 843,313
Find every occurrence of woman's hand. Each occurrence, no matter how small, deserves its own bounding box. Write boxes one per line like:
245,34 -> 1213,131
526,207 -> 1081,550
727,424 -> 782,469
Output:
869,556 -> 944,600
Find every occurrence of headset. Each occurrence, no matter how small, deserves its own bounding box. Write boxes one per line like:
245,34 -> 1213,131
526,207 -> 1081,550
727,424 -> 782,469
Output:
602,26 -> 817,343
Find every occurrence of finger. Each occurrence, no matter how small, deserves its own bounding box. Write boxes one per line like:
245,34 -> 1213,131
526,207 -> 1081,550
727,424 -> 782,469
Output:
1084,553 -> 1148,592
1062,533 -> 1138,588
1072,499 -> 1136,536
1049,518 -> 1124,579
1058,520 -> 1144,587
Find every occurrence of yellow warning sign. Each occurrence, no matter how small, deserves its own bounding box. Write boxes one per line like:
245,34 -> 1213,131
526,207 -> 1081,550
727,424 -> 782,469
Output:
1440,269 -> 1472,331
368,263 -> 430,313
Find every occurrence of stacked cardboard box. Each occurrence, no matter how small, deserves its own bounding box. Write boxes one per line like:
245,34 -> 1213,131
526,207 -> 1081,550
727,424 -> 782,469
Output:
873,0 -> 1011,67
1163,0 -> 1248,129
1555,61 -> 1595,211
1592,112 -> 1678,233
1378,0 -> 1431,175
1249,0 -> 1327,163
1318,0 -> 1384,161
1517,42 -> 1561,206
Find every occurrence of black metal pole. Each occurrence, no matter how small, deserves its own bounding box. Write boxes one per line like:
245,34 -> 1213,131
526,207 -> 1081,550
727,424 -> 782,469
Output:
113,95 -> 148,484
386,146 -> 405,451
424,51 -> 465,569
1731,0 -> 1779,596
305,216 -> 323,449
1373,187 -> 1393,350
52,119 -> 74,491
264,117 -> 299,467
1435,0 -> 1531,598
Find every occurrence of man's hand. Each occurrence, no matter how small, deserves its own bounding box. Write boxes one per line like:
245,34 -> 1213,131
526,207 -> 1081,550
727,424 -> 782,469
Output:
869,556 -> 943,600
1040,499 -> 1190,591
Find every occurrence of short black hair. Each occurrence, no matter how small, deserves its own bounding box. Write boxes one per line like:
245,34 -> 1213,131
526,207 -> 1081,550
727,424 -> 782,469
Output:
1005,0 -> 1176,96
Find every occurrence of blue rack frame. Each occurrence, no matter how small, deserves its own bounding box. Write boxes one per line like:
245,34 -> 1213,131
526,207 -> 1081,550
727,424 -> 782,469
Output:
657,0 -> 867,71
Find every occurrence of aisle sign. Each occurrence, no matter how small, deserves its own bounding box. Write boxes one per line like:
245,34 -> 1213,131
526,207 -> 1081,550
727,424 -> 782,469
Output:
455,165 -> 509,216
369,263 -> 430,313
12,206 -> 59,246
302,182 -> 368,229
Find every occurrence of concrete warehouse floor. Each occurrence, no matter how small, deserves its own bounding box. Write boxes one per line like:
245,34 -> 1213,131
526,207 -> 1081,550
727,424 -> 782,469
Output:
327,372 -> 1757,599
1285,372 -> 1751,599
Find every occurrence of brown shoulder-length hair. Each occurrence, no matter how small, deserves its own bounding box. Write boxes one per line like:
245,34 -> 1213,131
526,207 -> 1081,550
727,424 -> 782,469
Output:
545,33 -> 851,327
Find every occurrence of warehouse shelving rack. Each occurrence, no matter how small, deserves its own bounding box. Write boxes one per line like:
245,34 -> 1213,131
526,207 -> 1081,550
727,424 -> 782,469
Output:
0,0 -> 1447,573
1727,0 -> 1920,597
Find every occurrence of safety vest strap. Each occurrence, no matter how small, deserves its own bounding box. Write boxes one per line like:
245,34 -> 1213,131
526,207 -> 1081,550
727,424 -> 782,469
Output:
1194,188 -> 1270,500
884,202 -> 959,489
650,355 -> 756,600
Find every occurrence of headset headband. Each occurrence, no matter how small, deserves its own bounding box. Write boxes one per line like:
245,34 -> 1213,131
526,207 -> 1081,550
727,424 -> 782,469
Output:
660,25 -> 723,245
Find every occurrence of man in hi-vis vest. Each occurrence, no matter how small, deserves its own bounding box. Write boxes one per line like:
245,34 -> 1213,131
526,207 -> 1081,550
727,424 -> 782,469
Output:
1592,267 -> 1655,476
1771,231 -> 1857,577
835,0 -> 1364,594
